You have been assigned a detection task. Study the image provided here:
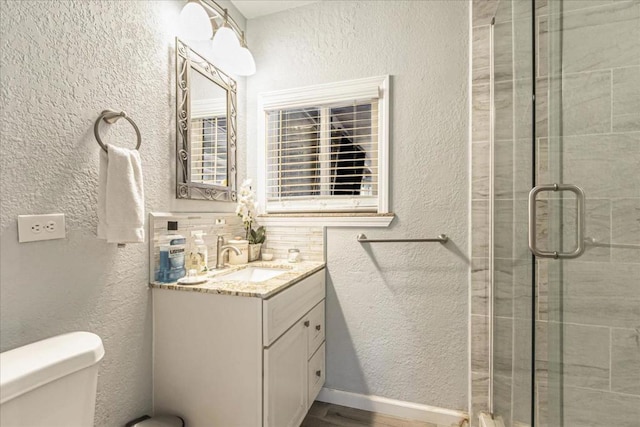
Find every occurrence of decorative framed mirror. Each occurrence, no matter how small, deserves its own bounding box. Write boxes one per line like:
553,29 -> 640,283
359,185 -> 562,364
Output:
176,38 -> 237,201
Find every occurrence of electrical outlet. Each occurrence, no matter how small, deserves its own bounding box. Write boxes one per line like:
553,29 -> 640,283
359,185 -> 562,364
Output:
18,214 -> 66,243
45,221 -> 57,233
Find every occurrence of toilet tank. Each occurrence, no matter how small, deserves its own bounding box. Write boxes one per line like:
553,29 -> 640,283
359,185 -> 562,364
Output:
0,331 -> 105,427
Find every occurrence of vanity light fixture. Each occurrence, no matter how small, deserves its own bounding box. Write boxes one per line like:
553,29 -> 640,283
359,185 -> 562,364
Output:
211,9 -> 241,57
235,32 -> 256,76
177,0 -> 256,76
177,0 -> 213,40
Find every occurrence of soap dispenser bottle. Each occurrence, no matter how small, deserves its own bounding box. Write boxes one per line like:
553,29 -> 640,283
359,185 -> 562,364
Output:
187,230 -> 201,273
193,231 -> 208,274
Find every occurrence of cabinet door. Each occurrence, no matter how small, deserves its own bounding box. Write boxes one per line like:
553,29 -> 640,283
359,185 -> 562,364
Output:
264,320 -> 308,427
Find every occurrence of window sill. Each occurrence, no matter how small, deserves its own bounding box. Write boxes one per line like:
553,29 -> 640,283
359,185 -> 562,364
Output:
257,213 -> 395,228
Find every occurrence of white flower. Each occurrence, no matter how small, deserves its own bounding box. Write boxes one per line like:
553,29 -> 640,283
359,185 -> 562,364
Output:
237,179 -> 258,235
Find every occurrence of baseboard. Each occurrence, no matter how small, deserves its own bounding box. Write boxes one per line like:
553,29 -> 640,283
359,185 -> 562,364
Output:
316,387 -> 468,426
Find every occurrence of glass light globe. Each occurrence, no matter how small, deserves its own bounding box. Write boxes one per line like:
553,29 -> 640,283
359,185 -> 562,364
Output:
211,26 -> 240,58
213,45 -> 255,76
234,46 -> 256,76
178,2 -> 213,41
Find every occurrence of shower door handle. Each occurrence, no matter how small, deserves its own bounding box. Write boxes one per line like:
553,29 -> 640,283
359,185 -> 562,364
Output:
528,183 -> 586,259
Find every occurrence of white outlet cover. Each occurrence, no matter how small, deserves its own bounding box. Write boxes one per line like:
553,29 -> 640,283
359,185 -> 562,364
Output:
18,213 -> 66,243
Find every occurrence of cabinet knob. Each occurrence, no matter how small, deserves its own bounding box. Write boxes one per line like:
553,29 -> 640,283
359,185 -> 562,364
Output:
304,320 -> 310,327
316,370 -> 322,377
315,324 -> 321,331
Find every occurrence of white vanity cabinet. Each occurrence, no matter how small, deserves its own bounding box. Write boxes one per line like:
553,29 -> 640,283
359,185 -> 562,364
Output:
152,268 -> 325,427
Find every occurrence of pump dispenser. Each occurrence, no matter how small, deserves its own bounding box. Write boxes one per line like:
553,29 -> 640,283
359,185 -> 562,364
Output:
189,231 -> 208,274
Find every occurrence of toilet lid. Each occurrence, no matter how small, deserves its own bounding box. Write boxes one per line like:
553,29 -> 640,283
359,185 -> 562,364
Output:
0,332 -> 104,404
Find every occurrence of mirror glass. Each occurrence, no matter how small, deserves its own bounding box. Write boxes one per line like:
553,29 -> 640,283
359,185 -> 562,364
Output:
189,70 -> 228,187
176,38 -> 237,201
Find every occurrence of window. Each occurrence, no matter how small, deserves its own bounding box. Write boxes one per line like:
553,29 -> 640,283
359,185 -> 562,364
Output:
258,76 -> 389,214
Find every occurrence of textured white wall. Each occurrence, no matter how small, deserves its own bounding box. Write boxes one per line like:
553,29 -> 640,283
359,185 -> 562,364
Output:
246,1 -> 469,410
0,1 -> 245,425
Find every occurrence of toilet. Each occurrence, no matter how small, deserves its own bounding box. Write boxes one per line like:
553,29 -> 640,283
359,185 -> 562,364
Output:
0,331 -> 105,427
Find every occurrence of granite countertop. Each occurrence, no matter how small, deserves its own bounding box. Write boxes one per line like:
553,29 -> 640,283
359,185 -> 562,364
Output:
149,260 -> 325,299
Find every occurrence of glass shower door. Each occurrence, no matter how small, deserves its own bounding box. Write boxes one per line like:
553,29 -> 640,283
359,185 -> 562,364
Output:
490,1 -> 639,425
535,0 -> 640,425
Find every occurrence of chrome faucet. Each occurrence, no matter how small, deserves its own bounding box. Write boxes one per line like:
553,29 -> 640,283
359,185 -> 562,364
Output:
216,235 -> 242,269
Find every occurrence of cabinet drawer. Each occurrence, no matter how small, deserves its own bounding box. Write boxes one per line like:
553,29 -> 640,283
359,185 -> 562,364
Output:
308,342 -> 325,407
263,269 -> 325,347
307,301 -> 325,357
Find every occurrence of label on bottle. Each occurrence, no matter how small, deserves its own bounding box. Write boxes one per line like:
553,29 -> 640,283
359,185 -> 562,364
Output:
169,246 -> 185,268
196,251 -> 205,271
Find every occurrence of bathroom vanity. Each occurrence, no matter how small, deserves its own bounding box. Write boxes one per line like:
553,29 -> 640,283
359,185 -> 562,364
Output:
151,262 -> 325,427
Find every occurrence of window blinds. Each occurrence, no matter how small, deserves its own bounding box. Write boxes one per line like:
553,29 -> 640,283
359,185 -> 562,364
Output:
190,117 -> 228,185
265,100 -> 379,211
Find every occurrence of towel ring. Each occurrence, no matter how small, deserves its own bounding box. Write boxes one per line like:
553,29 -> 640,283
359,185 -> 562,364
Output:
94,110 -> 142,153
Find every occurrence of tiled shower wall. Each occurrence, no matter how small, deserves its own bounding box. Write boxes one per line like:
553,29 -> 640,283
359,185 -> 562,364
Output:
471,0 -> 640,426
536,1 -> 640,426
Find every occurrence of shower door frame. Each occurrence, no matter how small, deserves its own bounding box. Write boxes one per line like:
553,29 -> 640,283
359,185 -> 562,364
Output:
488,0 -> 539,425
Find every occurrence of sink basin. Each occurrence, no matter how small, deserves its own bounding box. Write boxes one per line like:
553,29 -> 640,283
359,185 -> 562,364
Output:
213,267 -> 289,282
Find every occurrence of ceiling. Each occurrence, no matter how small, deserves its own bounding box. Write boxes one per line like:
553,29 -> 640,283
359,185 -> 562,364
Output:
230,1 -> 319,19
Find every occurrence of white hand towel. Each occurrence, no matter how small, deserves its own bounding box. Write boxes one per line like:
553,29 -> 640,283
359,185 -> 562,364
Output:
97,145 -> 145,243
97,149 -> 109,240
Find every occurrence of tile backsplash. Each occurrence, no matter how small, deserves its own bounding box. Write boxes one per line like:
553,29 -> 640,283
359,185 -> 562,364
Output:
149,213 -> 325,283
149,212 -> 244,282
260,225 -> 324,263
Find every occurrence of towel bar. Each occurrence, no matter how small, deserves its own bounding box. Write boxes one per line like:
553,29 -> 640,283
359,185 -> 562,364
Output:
357,234 -> 448,243
585,237 -> 640,250
94,110 -> 142,153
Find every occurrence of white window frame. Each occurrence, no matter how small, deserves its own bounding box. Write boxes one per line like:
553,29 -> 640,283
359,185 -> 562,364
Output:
257,75 -> 390,222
